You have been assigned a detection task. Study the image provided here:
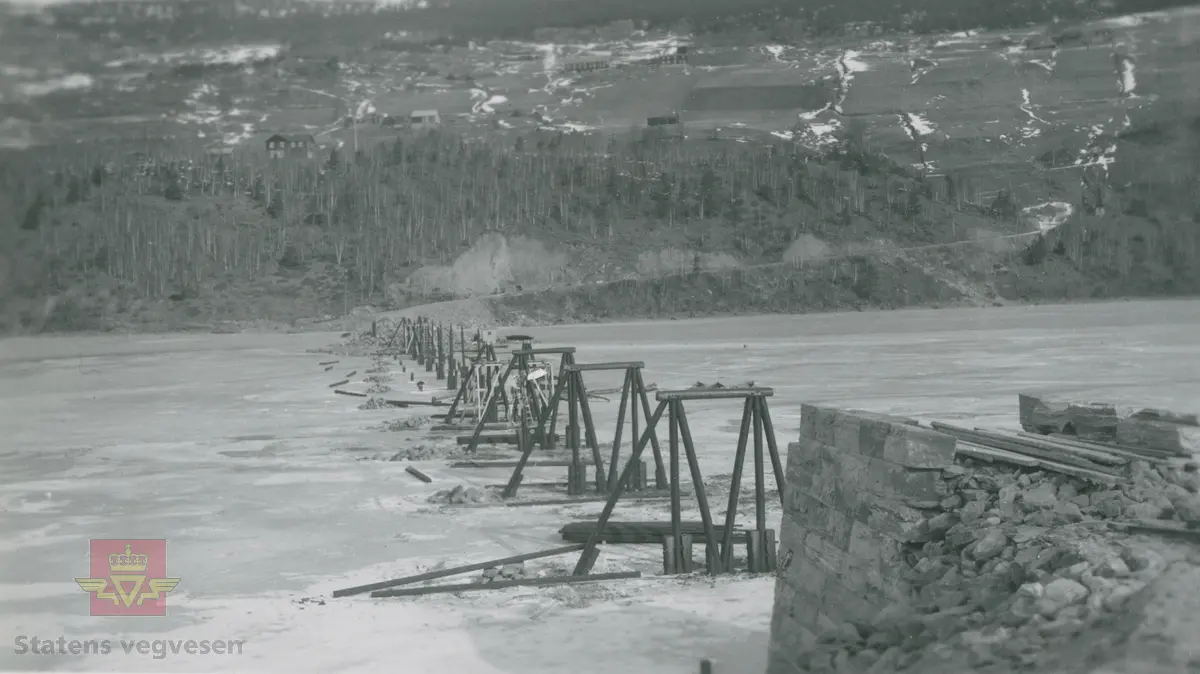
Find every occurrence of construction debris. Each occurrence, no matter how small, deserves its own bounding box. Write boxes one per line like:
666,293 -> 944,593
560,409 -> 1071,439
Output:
481,562 -> 526,582
426,484 -> 493,505
1019,392 -> 1197,456
405,466 -> 433,483
371,571 -> 641,598
332,544 -> 586,598
358,396 -> 405,410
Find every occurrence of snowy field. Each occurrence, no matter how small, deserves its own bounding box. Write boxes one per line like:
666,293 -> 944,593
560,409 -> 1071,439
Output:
2,299 -> 1199,673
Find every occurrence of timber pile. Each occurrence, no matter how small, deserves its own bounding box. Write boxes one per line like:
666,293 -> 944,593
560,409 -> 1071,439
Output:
934,423 -> 1131,485
932,391 -> 1199,487
1019,392 -> 1197,457
927,394 -> 1200,530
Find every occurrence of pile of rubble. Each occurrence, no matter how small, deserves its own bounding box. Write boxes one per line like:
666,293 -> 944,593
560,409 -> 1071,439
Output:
358,396 -> 397,411
426,484 -> 494,505
380,416 -> 435,433
480,562 -> 526,583
364,374 -> 393,395
789,455 -> 1198,673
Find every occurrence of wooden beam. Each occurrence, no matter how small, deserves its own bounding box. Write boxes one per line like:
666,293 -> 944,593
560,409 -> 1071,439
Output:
505,493 -> 674,508
450,460 -> 595,468
656,387 -> 774,401
405,466 -> 432,483
332,544 -> 586,598
565,362 -> 646,371
370,571 -> 641,598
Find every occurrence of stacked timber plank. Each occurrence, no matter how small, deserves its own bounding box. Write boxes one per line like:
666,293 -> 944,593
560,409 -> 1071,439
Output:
932,393 -> 1197,485
1019,392 -> 1197,456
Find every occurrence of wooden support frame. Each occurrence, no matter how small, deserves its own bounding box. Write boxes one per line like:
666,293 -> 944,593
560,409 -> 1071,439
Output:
571,387 -> 786,577
411,317 -> 424,364
439,332 -> 510,425
501,361 -> 666,499
461,347 -> 577,454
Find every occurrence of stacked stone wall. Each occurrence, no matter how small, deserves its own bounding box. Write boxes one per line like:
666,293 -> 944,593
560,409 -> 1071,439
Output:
766,395 -> 1199,674
767,405 -> 957,674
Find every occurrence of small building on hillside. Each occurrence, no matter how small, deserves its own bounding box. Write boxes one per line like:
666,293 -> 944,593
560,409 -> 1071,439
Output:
265,133 -> 317,159
647,112 -> 680,127
409,109 -> 442,130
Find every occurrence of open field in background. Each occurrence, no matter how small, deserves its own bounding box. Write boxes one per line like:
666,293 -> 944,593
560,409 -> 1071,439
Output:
5,5 -> 1197,195
2,300 -> 1199,673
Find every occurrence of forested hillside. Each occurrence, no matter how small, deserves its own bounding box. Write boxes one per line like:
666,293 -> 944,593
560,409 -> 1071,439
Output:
3,119 -> 1197,332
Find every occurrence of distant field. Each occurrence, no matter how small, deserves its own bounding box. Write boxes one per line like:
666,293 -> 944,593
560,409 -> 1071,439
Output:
263,106 -> 340,130
685,84 -> 833,112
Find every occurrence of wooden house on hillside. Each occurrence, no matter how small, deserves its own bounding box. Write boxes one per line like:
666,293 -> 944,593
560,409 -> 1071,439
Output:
409,109 -> 442,130
266,133 -> 317,159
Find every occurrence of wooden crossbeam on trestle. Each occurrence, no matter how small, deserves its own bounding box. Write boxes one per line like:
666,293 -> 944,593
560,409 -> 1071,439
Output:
571,387 -> 786,577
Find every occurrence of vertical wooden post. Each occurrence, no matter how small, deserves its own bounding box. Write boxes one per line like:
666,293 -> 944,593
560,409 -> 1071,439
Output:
747,529 -> 763,573
668,399 -> 682,572
678,533 -> 694,573
630,370 -> 640,486
567,370 -> 580,469
753,394 -> 767,538
416,319 -> 423,365
425,322 -> 434,373
435,324 -> 446,380
447,326 -> 457,390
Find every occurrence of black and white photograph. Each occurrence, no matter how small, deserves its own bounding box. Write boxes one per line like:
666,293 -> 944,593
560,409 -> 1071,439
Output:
1,0 -> 1198,671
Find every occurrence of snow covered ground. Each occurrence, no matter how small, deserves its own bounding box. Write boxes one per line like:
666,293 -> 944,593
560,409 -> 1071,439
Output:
2,299 -> 1199,673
